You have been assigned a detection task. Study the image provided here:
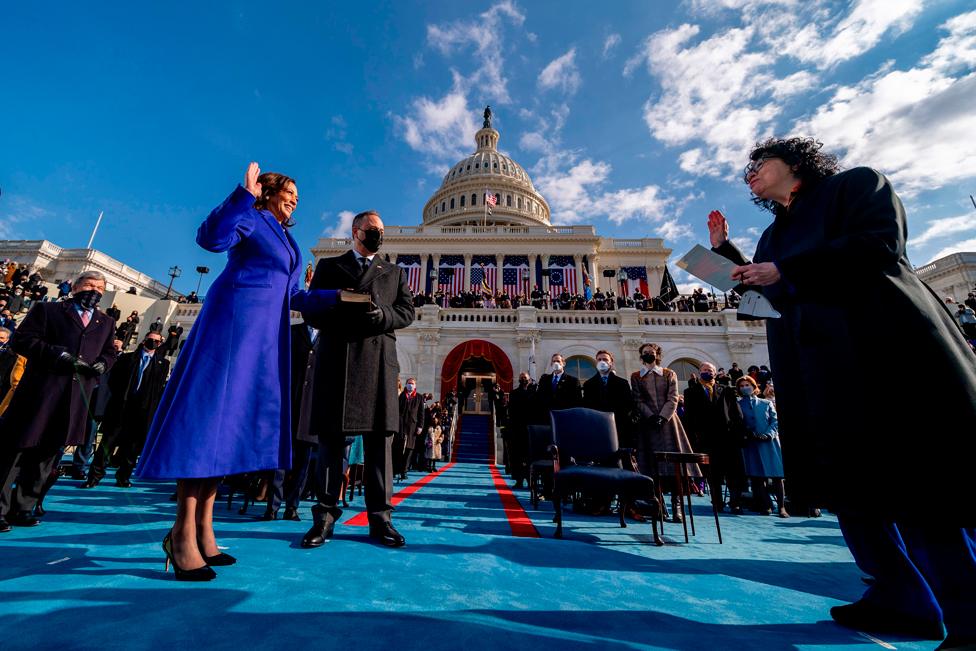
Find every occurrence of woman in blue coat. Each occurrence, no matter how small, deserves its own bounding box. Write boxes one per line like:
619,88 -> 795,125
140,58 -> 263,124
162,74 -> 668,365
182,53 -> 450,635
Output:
137,163 -> 336,580
736,375 -> 788,518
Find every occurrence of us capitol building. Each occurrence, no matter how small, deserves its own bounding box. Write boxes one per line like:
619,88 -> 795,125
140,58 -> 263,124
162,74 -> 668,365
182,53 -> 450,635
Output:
2,109 -> 772,411
306,109 -> 769,408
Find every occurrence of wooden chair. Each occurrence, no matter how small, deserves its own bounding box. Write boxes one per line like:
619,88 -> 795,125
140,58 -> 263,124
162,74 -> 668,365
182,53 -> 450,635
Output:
653,451 -> 723,544
550,408 -> 662,545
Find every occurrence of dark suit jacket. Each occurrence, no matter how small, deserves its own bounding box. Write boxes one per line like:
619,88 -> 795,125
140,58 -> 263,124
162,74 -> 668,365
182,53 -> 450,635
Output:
582,372 -> 635,444
290,323 -> 316,445
535,372 -> 582,423
682,382 -> 743,454
102,348 -> 170,436
5,302 -> 117,448
397,391 -> 425,449
305,250 -> 415,436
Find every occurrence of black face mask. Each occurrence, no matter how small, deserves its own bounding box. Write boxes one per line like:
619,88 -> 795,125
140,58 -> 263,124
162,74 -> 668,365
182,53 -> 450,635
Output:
641,353 -> 657,365
73,290 -> 102,310
359,228 -> 384,253
144,339 -> 160,351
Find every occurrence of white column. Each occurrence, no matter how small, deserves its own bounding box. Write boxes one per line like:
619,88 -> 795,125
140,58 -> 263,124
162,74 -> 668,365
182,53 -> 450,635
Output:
432,254 -> 441,296
591,255 -> 601,292
529,254 -> 539,292
494,254 -> 503,293
573,254 -> 584,296
463,253 -> 473,293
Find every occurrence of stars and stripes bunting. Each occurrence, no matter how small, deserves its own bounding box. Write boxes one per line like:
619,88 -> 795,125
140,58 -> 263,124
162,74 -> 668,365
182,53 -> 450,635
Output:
548,255 -> 578,295
396,255 -> 423,295
620,266 -> 650,297
438,254 -> 465,296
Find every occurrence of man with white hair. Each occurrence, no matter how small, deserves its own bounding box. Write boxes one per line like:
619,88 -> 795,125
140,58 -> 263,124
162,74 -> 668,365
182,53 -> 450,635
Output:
0,271 -> 118,532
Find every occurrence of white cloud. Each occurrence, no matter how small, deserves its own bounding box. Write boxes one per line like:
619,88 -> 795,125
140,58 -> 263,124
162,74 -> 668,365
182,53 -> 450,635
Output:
538,48 -> 581,95
929,236 -> 976,262
324,210 -> 356,238
603,34 -> 621,58
908,214 -> 976,247
656,219 -> 694,241
397,2 -> 526,166
628,1 -> 930,179
795,11 -> 976,194
0,197 -> 50,239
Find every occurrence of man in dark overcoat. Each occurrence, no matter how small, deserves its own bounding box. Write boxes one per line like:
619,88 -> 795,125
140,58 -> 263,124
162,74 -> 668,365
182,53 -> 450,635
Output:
582,350 -> 635,447
84,331 -> 169,488
504,372 -> 535,487
394,378 -> 424,481
0,271 -> 117,530
712,148 -> 976,643
535,352 -> 582,424
682,362 -> 745,513
300,210 -> 415,548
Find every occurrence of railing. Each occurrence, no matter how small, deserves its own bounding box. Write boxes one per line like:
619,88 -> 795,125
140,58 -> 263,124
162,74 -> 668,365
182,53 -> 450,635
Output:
411,306 -> 756,331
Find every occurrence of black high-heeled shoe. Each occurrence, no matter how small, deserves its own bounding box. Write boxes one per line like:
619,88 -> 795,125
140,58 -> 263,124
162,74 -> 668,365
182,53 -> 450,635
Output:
199,543 -> 237,567
162,531 -> 217,581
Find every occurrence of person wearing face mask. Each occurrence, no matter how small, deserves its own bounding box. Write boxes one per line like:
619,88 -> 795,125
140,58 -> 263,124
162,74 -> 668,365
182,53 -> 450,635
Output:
394,378 -> 425,481
6,286 -> 26,314
582,350 -> 636,448
735,376 -> 788,518
300,208 -> 415,550
682,362 -> 747,514
136,163 -> 337,580
630,343 -> 700,523
0,271 -> 118,533
85,332 -> 170,489
535,353 -> 582,424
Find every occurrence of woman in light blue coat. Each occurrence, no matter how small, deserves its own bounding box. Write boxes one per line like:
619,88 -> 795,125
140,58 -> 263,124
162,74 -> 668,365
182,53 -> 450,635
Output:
736,376 -> 789,518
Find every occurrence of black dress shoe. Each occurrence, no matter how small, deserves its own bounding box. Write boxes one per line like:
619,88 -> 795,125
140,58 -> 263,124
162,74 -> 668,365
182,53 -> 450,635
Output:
10,513 -> 40,527
67,468 -> 87,481
830,601 -> 945,641
81,478 -> 100,488
116,478 -> 132,488
0,518 -> 11,533
368,520 -> 406,548
282,507 -> 300,521
258,510 -> 277,521
33,505 -> 46,517
301,508 -> 340,548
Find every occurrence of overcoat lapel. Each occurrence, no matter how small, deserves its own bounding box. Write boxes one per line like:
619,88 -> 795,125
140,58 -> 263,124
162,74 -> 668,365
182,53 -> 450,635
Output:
62,302 -> 86,331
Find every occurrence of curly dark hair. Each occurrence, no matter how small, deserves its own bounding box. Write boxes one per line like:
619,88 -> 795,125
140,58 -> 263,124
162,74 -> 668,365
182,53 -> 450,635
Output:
254,172 -> 297,228
746,137 -> 840,213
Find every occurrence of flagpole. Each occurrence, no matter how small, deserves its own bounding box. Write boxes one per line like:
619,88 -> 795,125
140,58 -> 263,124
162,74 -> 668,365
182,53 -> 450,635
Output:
483,189 -> 488,228
86,211 -> 103,249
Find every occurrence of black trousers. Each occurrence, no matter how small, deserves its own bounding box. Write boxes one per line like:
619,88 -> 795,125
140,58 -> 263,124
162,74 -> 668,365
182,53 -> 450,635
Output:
266,443 -> 314,513
89,409 -> 151,484
312,432 -> 393,522
0,443 -> 62,517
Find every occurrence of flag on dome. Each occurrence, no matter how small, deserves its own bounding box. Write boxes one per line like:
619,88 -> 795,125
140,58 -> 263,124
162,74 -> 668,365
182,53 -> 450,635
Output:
620,266 -> 649,297
485,191 -> 497,215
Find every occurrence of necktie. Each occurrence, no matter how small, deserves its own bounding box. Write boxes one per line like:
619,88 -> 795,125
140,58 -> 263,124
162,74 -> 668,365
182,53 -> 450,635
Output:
552,375 -> 559,390
80,311 -> 91,327
135,354 -> 150,392
601,376 -> 608,387
360,257 -> 371,274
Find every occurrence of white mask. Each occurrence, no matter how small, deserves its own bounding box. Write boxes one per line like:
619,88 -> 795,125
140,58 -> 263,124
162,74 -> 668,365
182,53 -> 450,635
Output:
551,362 -> 563,373
596,361 -> 611,373
405,383 -> 416,392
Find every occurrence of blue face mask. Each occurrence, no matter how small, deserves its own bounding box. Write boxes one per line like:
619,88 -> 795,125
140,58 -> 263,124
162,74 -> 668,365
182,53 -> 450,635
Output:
739,386 -> 754,397
699,372 -> 713,381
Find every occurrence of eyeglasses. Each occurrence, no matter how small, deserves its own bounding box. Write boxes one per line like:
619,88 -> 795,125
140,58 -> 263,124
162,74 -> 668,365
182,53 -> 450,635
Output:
743,155 -> 777,181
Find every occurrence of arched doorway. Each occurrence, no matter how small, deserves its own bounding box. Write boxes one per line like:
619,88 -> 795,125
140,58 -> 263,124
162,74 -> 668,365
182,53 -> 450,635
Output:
440,340 -> 514,413
669,357 -> 701,383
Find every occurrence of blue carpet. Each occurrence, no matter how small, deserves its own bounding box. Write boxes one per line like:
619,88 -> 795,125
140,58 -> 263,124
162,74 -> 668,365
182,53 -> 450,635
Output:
0,423 -> 934,651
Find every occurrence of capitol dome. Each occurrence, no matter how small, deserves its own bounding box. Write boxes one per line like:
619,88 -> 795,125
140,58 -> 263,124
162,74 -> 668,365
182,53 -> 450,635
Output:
422,108 -> 551,227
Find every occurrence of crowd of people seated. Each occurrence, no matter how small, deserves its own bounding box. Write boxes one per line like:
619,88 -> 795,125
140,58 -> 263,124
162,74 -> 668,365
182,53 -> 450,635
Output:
495,346 -> 789,524
411,285 -> 736,312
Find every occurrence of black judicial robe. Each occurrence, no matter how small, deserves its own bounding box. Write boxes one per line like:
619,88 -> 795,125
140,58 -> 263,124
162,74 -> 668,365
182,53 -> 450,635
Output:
714,167 -> 976,524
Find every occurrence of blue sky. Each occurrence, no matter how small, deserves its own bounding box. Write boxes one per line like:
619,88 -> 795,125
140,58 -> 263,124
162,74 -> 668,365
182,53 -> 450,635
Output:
2,1 -> 974,294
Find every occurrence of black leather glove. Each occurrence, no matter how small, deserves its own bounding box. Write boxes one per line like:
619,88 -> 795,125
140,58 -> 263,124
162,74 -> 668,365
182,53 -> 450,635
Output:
88,361 -> 107,377
363,308 -> 384,328
651,415 -> 667,429
74,360 -> 102,379
57,351 -> 81,374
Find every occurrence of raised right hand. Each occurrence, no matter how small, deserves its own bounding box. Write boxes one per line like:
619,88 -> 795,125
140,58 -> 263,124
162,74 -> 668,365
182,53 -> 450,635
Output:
707,210 -> 729,249
244,162 -> 262,198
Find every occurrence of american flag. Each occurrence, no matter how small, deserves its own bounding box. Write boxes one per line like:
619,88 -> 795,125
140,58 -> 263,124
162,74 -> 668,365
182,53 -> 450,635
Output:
396,255 -> 423,295
469,265 -> 496,293
620,266 -> 650,297
548,255 -> 578,295
485,191 -> 497,215
438,255 -> 465,295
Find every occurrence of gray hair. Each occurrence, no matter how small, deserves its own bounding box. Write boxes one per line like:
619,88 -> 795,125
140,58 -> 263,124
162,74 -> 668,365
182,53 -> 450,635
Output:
352,210 -> 381,230
73,270 -> 107,287
0,327 -> 11,338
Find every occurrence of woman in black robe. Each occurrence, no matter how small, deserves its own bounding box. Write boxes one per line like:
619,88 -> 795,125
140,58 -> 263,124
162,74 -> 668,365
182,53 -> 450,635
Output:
709,137 -> 976,646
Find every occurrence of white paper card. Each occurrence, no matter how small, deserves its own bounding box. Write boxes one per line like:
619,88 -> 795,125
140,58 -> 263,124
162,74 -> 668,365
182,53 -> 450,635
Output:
675,244 -> 739,291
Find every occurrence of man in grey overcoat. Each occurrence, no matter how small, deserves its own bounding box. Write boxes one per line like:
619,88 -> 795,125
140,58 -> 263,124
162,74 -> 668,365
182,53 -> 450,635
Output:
300,210 -> 415,548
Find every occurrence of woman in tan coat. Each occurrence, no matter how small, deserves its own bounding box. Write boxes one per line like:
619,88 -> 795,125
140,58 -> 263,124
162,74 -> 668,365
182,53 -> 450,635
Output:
424,416 -> 444,472
631,343 -> 700,522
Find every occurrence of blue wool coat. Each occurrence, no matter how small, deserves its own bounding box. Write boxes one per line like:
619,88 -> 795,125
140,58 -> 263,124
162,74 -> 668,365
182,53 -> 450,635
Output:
739,396 -> 785,478
137,185 -> 335,479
